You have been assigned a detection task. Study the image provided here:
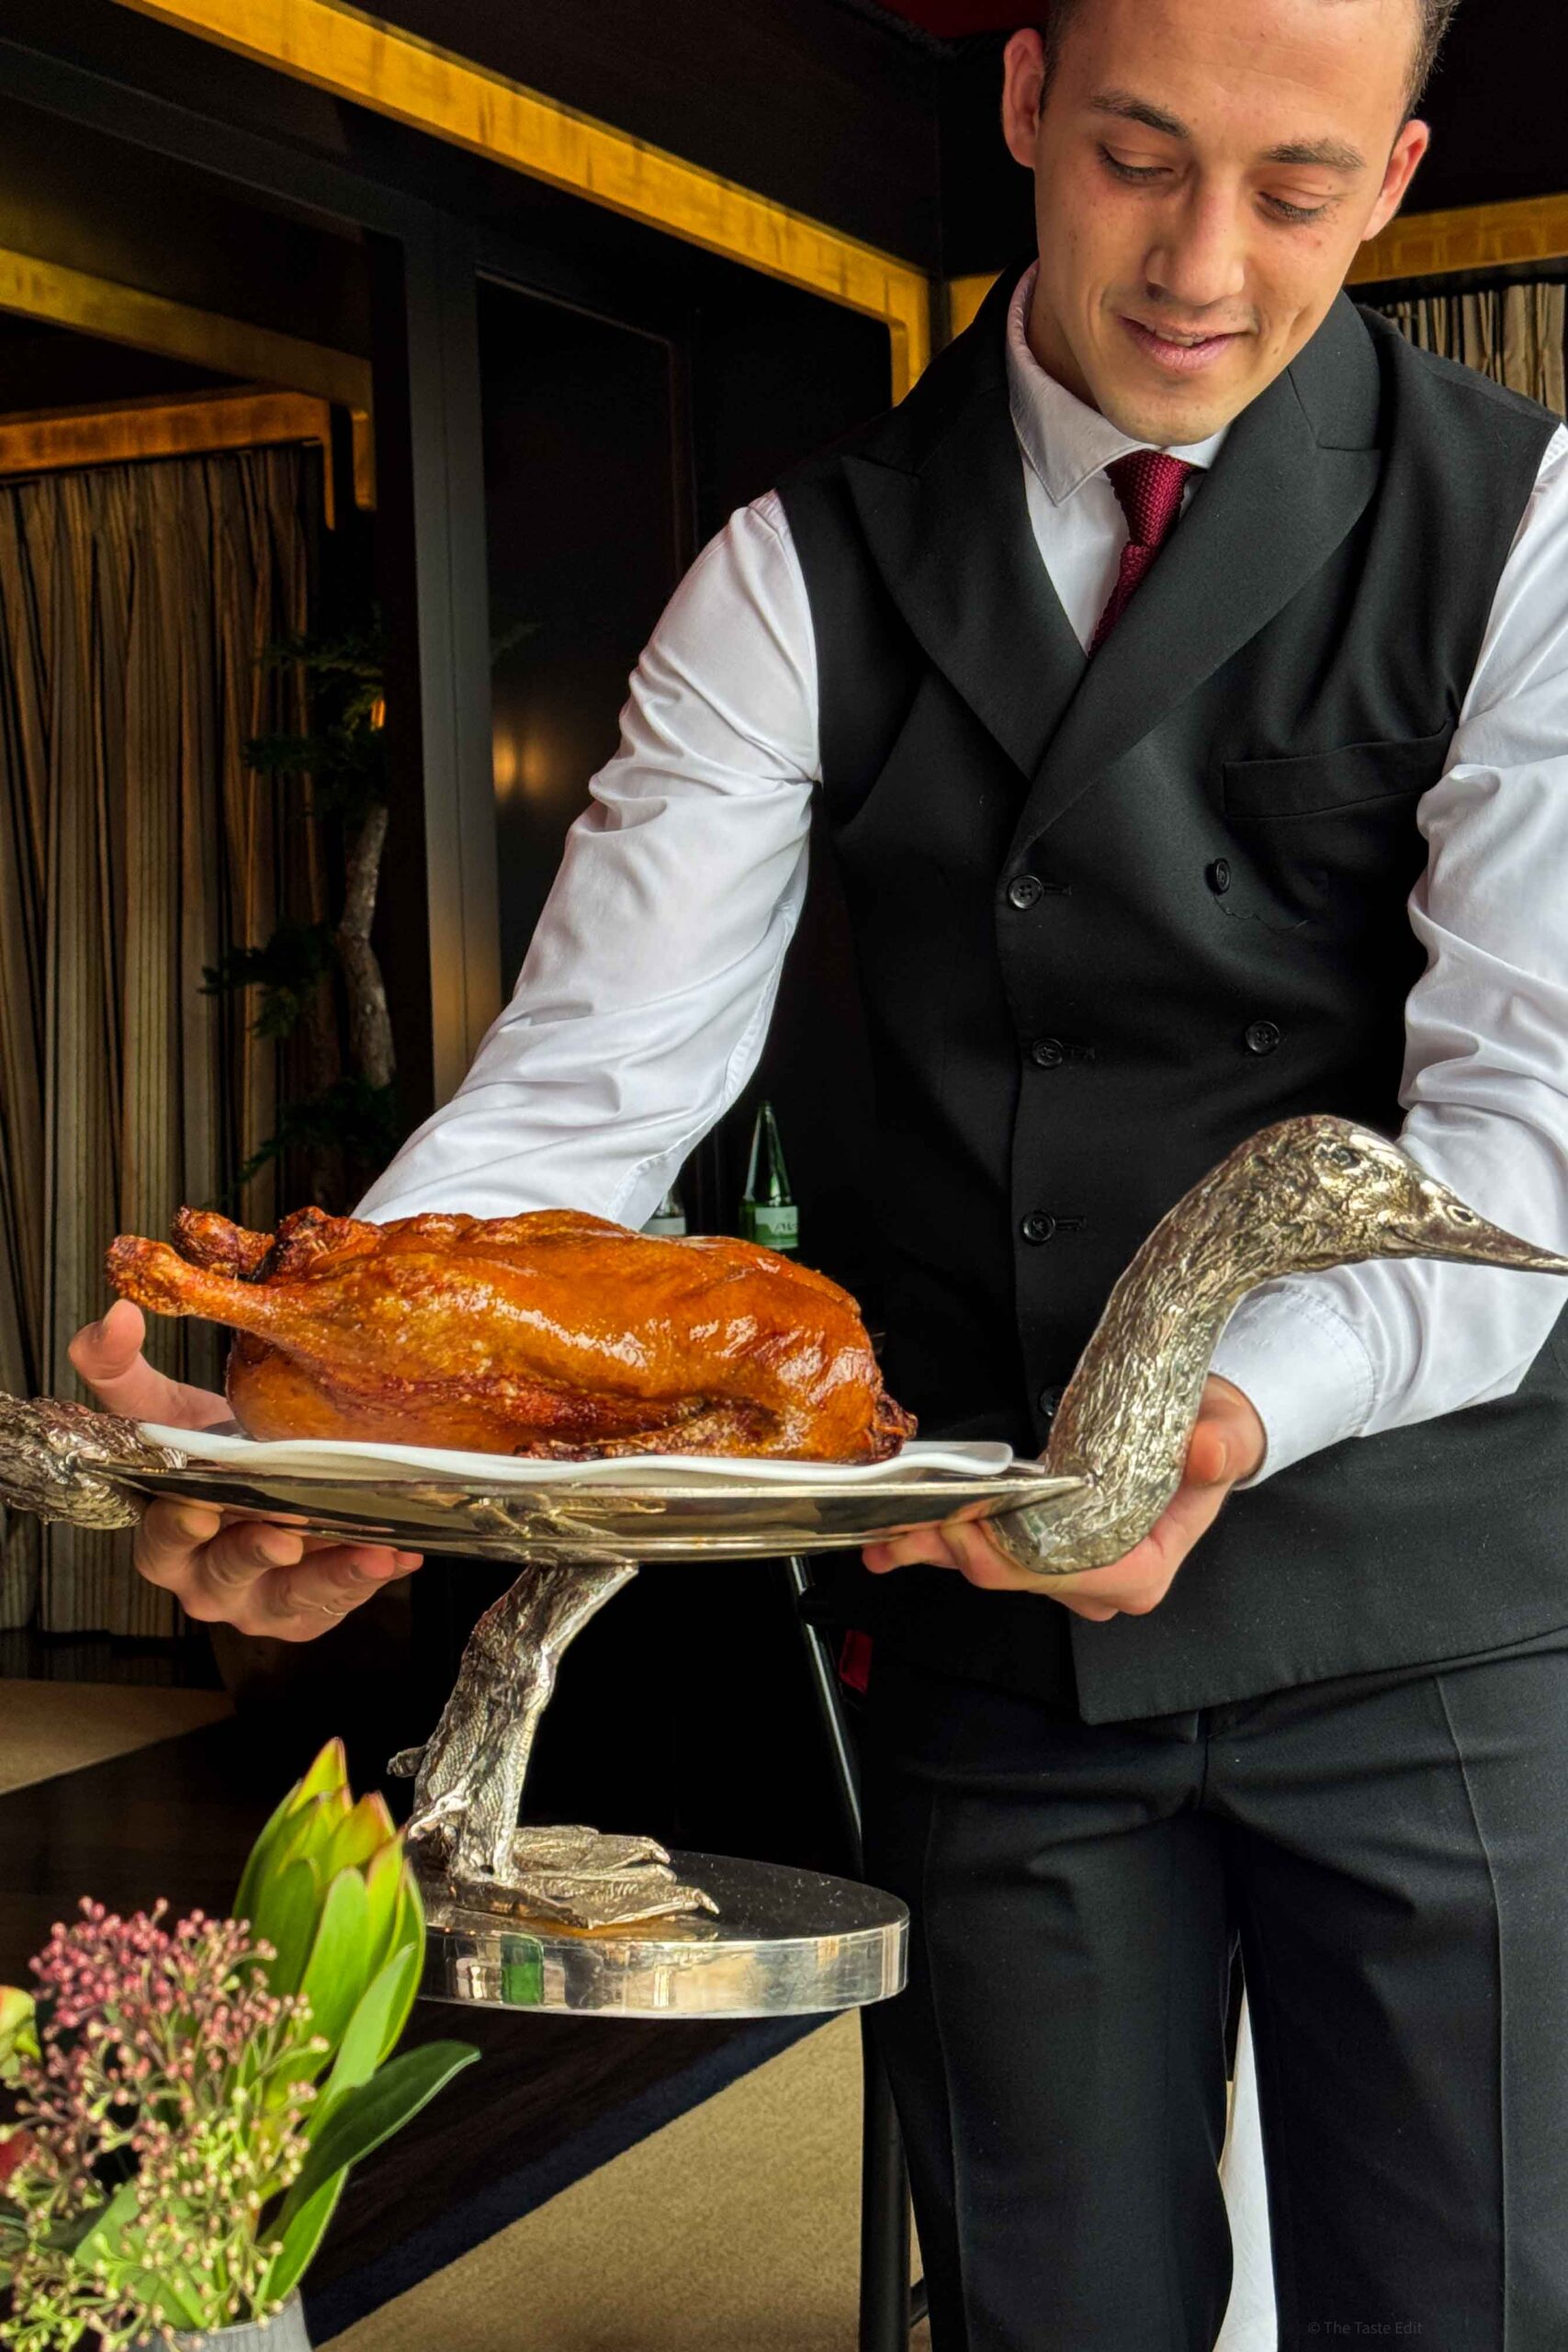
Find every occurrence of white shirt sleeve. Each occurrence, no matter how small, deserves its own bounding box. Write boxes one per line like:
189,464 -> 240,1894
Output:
354,492 -> 818,1227
1212,422 -> 1568,1487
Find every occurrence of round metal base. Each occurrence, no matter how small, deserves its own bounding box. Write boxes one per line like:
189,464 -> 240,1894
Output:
419,1850 -> 908,2019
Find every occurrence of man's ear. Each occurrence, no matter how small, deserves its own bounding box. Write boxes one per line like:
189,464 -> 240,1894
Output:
1000,26 -> 1049,171
1361,117 -> 1431,247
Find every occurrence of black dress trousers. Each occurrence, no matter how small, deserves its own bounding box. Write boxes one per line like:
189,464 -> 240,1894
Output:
857,1626 -> 1568,2352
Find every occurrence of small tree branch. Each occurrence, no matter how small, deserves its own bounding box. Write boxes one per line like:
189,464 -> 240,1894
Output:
337,801 -> 395,1091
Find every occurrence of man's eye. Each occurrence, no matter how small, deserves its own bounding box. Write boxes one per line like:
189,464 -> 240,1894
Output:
1262,192 -> 1334,224
1100,146 -> 1169,185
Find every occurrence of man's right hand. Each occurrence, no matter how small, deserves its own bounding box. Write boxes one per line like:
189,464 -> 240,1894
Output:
68,1300 -> 421,1642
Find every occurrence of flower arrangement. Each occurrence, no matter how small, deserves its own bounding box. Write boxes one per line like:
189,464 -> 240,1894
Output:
0,1740 -> 476,2348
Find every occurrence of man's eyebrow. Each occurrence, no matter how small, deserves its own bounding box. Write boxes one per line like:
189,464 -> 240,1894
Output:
1260,136 -> 1367,173
1089,89 -> 1190,141
1089,90 -> 1367,175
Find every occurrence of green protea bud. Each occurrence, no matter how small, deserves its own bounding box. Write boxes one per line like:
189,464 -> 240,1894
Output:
233,1742 -> 423,2084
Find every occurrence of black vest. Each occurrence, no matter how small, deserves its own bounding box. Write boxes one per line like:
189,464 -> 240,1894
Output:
778,255 -> 1567,1723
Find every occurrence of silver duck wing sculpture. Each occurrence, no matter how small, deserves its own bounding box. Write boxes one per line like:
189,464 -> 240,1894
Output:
3,1114 -> 1566,1930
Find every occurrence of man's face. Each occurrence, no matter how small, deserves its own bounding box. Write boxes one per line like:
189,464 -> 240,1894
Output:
1000,0 -> 1430,444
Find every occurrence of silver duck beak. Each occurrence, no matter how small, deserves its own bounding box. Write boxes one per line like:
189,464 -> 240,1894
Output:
1395,1175 -> 1568,1274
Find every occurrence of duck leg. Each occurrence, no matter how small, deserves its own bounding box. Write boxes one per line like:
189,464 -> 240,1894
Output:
389,1555 -> 717,1929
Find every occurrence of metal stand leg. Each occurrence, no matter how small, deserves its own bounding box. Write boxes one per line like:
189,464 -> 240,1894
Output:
788,1559 -> 922,2347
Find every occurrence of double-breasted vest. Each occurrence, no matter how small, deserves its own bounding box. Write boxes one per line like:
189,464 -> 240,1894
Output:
778,254 -> 1565,1722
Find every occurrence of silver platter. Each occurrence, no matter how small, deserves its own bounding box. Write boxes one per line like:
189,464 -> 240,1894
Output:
420,1850 -> 908,2018
118,1459 -> 1081,1560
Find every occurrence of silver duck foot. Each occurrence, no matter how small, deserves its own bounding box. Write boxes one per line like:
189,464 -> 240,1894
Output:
389,1555 -> 718,1928
446,1826 -> 720,1929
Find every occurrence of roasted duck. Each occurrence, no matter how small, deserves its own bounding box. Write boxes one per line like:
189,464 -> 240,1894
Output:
107,1206 -> 915,1463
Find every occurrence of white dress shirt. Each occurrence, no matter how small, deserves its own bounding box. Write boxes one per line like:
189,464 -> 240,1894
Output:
357,259 -> 1568,1493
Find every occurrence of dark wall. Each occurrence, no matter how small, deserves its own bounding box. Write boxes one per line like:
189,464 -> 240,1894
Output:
0,0 -> 945,272
0,85 -> 371,356
0,316 -> 237,411
479,282 -> 686,989
1404,0 -> 1568,213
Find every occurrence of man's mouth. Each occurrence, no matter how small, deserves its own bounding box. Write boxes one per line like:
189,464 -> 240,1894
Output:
1119,315 -> 1245,375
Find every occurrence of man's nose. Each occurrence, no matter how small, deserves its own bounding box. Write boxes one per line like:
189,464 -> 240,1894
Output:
1144,187 -> 1247,314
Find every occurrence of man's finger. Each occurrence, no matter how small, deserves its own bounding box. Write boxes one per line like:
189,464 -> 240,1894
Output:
68,1300 -> 232,1430
245,1544 -> 423,1637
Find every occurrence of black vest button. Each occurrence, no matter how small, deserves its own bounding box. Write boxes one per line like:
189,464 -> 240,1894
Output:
1021,1212 -> 1056,1244
1207,858 -> 1232,893
1038,1384 -> 1065,1417
1007,873 -> 1044,910
1030,1036 -> 1066,1069
1245,1019 -> 1282,1055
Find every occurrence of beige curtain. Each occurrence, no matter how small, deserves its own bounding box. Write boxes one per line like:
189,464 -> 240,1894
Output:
1377,280 -> 1566,413
0,444 -> 328,1635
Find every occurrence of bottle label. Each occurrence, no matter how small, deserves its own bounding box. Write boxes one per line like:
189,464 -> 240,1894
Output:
746,1203 -> 798,1251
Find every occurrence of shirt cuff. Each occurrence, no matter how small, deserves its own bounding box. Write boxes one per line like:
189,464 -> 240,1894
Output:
1206,1282 -> 1378,1488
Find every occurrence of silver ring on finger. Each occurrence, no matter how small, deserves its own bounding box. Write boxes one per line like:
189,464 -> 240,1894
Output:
299,1597 -> 351,1619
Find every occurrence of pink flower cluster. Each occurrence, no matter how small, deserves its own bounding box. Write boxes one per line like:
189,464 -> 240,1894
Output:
2,1899 -> 324,2352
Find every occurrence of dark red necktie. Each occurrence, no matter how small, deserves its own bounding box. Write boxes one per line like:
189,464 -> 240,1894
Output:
1089,448 -> 1197,653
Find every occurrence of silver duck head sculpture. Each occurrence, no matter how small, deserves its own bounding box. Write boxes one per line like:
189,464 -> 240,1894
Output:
992,1112 -> 1568,1577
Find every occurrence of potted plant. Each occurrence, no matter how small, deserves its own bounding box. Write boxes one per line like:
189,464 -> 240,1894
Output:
0,1741 -> 475,2349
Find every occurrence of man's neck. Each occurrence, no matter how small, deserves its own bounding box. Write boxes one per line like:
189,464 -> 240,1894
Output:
1025,279 -> 1099,413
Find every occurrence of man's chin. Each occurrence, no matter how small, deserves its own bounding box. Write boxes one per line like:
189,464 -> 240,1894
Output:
1092,373 -> 1250,451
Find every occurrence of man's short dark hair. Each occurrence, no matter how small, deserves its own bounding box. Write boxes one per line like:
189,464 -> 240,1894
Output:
1035,0 -> 1461,118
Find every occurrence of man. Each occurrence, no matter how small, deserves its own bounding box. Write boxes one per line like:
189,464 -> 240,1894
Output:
73,0 -> 1568,2341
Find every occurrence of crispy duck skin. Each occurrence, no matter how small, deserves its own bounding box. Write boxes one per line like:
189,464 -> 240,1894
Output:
106,1205 -> 916,1463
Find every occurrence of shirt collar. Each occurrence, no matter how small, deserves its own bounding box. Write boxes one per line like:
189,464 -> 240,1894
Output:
1004,257 -> 1231,504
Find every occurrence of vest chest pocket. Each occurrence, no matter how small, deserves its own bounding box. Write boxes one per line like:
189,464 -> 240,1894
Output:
1219,727 -> 1453,935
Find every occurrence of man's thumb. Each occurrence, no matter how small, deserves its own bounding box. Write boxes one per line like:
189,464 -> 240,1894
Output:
1186,1419 -> 1231,1486
68,1298 -> 145,1382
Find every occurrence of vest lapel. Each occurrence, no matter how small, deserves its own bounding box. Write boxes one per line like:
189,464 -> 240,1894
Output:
842,393 -> 1087,784
840,255 -> 1088,784
1007,293 -> 1382,864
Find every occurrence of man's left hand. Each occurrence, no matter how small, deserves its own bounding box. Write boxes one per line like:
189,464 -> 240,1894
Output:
861,1375 -> 1267,1621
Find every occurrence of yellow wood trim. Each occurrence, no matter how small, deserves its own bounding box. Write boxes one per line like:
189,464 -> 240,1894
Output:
0,246 -> 373,414
0,388 -> 339,524
947,273 -> 998,342
108,0 -> 934,392
1348,192 -> 1568,285
0,247 -> 376,508
349,408 -> 376,508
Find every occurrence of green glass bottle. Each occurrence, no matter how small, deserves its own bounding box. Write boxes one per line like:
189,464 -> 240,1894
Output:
641,1177 -> 687,1238
739,1100 -> 798,1253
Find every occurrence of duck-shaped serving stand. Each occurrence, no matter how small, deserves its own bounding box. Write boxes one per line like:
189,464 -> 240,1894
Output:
985,1111 -> 1568,1575
2,1112 -> 1565,1944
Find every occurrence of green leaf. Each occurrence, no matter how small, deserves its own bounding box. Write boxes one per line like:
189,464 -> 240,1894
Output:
70,2177 -> 141,2264
295,1737 -> 351,1809
260,2167 -> 345,2305
359,1837 -> 406,1980
389,1868 -> 425,1975
320,1791 -> 395,1881
0,1985 -> 37,2081
252,1854 -> 321,1999
233,1788 -> 303,1938
99,2252 -> 208,2330
279,2041 -> 479,2223
299,1866 -> 372,2052
310,1942 -> 421,2140
281,1789 -> 354,1875
233,1740 -> 347,1933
